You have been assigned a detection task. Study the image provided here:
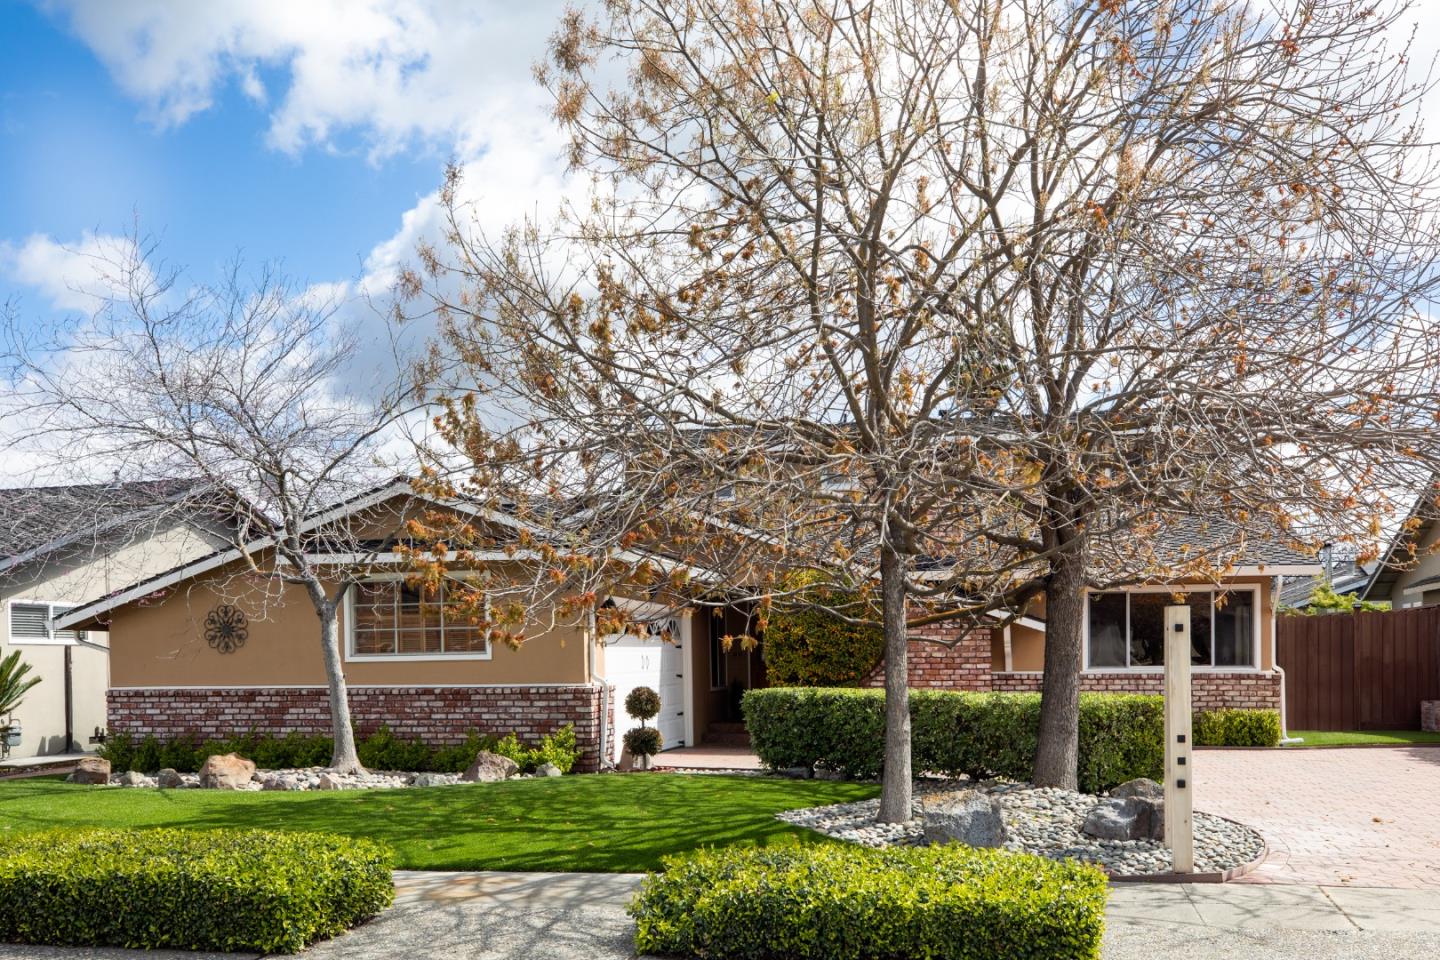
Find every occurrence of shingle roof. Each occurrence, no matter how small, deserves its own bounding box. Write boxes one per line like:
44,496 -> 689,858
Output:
0,479 -> 218,570
1147,516 -> 1318,569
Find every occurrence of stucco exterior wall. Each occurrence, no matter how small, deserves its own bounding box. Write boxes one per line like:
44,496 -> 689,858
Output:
1387,521 -> 1440,608
1,519 -> 228,756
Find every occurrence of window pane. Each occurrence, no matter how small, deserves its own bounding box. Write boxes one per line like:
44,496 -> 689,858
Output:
1214,590 -> 1256,666
444,621 -> 489,653
1088,593 -> 1127,667
1189,593 -> 1213,666
1128,594 -> 1167,666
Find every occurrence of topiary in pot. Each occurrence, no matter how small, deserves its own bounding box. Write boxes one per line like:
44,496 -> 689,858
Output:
625,686 -> 662,725
623,726 -> 664,769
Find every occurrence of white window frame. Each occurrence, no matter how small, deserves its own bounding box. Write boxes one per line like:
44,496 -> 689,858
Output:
343,574 -> 493,663
5,599 -> 87,645
1081,584 -> 1262,674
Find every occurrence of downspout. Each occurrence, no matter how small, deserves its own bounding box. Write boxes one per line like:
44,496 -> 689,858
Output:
589,606 -> 613,769
1272,575 -> 1303,745
64,645 -> 74,754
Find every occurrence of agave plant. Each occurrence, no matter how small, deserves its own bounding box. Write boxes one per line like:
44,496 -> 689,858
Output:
0,650 -> 41,719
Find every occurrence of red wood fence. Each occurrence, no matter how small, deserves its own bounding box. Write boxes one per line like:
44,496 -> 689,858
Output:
1277,606 -> 1440,731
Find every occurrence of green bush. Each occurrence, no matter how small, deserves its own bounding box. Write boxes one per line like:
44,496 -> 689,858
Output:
745,688 -> 1169,793
1193,708 -> 1281,747
629,841 -> 1107,960
100,724 -> 581,775
625,686 -> 662,722
762,574 -> 885,686
0,828 -> 393,954
624,726 -> 664,757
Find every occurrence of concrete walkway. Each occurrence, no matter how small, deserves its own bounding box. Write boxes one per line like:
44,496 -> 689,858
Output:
7,872 -> 1438,959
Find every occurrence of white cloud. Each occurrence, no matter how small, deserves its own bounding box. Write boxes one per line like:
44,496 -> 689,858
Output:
41,0 -> 564,161
0,232 -> 149,313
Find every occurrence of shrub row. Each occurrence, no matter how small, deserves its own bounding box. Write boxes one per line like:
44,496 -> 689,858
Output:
1193,707 -> 1282,747
99,723 -> 579,775
0,828 -> 393,954
743,688 -> 1279,793
629,841 -> 1108,960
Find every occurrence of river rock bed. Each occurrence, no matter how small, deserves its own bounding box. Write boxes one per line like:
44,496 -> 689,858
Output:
777,780 -> 1265,877
104,767 -> 470,791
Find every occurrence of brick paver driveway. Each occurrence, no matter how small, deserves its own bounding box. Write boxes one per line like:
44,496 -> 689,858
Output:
1195,746 -> 1440,888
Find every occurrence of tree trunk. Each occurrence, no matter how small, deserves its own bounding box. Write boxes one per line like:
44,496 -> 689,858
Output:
876,543 -> 912,823
1033,540 -> 1086,789
311,593 -> 363,773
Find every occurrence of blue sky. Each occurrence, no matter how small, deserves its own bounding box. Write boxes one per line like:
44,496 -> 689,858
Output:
0,0 -> 567,329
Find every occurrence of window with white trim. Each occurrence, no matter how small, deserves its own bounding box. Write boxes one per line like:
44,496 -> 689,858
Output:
349,580 -> 490,658
7,601 -> 85,643
1086,589 -> 1257,670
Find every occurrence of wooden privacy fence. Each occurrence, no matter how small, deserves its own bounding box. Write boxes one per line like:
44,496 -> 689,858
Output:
1277,606 -> 1440,731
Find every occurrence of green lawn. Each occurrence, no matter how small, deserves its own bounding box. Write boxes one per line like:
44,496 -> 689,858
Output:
0,774 -> 875,872
1284,729 -> 1440,747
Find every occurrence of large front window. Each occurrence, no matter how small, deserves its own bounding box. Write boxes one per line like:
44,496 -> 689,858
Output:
1086,589 -> 1256,670
349,579 -> 490,658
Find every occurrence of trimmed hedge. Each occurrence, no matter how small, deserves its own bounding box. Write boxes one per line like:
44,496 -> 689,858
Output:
0,828 -> 393,953
99,723 -> 580,775
744,688 -> 1280,793
1193,707 -> 1281,747
629,841 -> 1108,960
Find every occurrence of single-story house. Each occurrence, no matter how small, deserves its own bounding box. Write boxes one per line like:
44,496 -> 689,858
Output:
56,480 -> 764,770
1,481 -> 234,757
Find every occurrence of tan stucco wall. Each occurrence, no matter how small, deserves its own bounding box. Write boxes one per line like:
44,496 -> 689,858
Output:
2,520 -> 229,756
1389,521 -> 1440,608
987,577 -> 1277,674
105,561 -> 589,689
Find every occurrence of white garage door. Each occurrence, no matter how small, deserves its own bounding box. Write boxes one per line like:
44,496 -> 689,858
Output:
605,619 -> 685,762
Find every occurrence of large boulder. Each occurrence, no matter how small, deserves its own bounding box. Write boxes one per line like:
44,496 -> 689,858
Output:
261,774 -> 299,791
461,751 -> 519,783
71,757 -> 111,785
116,770 -> 149,787
198,753 -> 256,790
535,762 -> 563,778
921,792 -> 1008,848
1082,797 -> 1164,841
1111,778 -> 1164,801
156,768 -> 184,789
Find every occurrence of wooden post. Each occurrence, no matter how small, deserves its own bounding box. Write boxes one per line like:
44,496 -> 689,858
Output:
1164,604 -> 1195,874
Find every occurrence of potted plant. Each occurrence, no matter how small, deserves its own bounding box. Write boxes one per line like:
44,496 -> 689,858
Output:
623,686 -> 663,770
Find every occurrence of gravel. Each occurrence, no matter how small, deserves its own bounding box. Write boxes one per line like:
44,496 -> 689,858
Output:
778,779 -> 1265,876
107,767 -> 473,791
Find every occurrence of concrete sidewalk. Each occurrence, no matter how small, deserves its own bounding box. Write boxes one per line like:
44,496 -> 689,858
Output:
4,872 -> 1440,959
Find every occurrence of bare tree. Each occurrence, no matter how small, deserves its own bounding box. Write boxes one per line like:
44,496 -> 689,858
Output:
6,241 -> 423,772
412,0 -> 1440,814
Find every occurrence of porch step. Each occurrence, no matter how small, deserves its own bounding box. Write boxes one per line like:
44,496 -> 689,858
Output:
704,722 -> 751,747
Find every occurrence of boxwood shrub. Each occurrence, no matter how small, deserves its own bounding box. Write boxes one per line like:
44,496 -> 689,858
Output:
0,828 -> 393,954
629,841 -> 1108,960
1193,707 -> 1281,747
745,687 -> 1279,792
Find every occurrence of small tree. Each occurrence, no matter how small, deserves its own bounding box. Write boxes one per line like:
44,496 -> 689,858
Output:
623,686 -> 663,768
0,651 -> 41,721
7,241 -> 423,773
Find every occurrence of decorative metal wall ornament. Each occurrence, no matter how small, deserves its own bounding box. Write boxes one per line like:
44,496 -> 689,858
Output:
204,604 -> 249,654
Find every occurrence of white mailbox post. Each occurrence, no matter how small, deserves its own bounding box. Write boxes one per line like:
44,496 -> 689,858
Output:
1164,604 -> 1195,874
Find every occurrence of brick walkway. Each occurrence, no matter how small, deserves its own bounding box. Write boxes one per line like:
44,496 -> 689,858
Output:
1195,747 -> 1440,888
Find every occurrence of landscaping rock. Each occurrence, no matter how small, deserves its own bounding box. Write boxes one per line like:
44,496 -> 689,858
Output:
535,762 -> 563,777
779,766 -> 814,779
116,770 -> 148,787
461,751 -> 519,783
1111,777 -> 1164,800
814,764 -> 844,781
316,773 -> 344,790
71,756 -> 111,785
198,753 -> 257,790
1082,797 -> 1156,841
156,768 -> 183,789
261,775 -> 299,791
410,772 -> 451,787
921,792 -> 1008,848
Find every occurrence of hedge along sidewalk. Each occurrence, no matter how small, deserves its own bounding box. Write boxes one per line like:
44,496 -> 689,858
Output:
0,828 -> 393,954
743,688 -> 1281,794
630,841 -> 1108,960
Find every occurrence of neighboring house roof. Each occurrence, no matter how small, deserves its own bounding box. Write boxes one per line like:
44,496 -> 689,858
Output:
1361,482 -> 1440,600
0,479 -> 229,579
1278,556 -> 1375,608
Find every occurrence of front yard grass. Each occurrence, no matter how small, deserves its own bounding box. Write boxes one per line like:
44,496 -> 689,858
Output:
0,773 -> 875,872
1284,729 -> 1440,747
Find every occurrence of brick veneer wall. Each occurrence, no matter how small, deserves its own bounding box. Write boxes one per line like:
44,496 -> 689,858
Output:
857,619 -> 1282,711
108,684 -> 616,772
991,670 -> 1282,711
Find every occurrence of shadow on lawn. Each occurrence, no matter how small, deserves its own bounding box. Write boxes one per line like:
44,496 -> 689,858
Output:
0,775 -> 877,873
